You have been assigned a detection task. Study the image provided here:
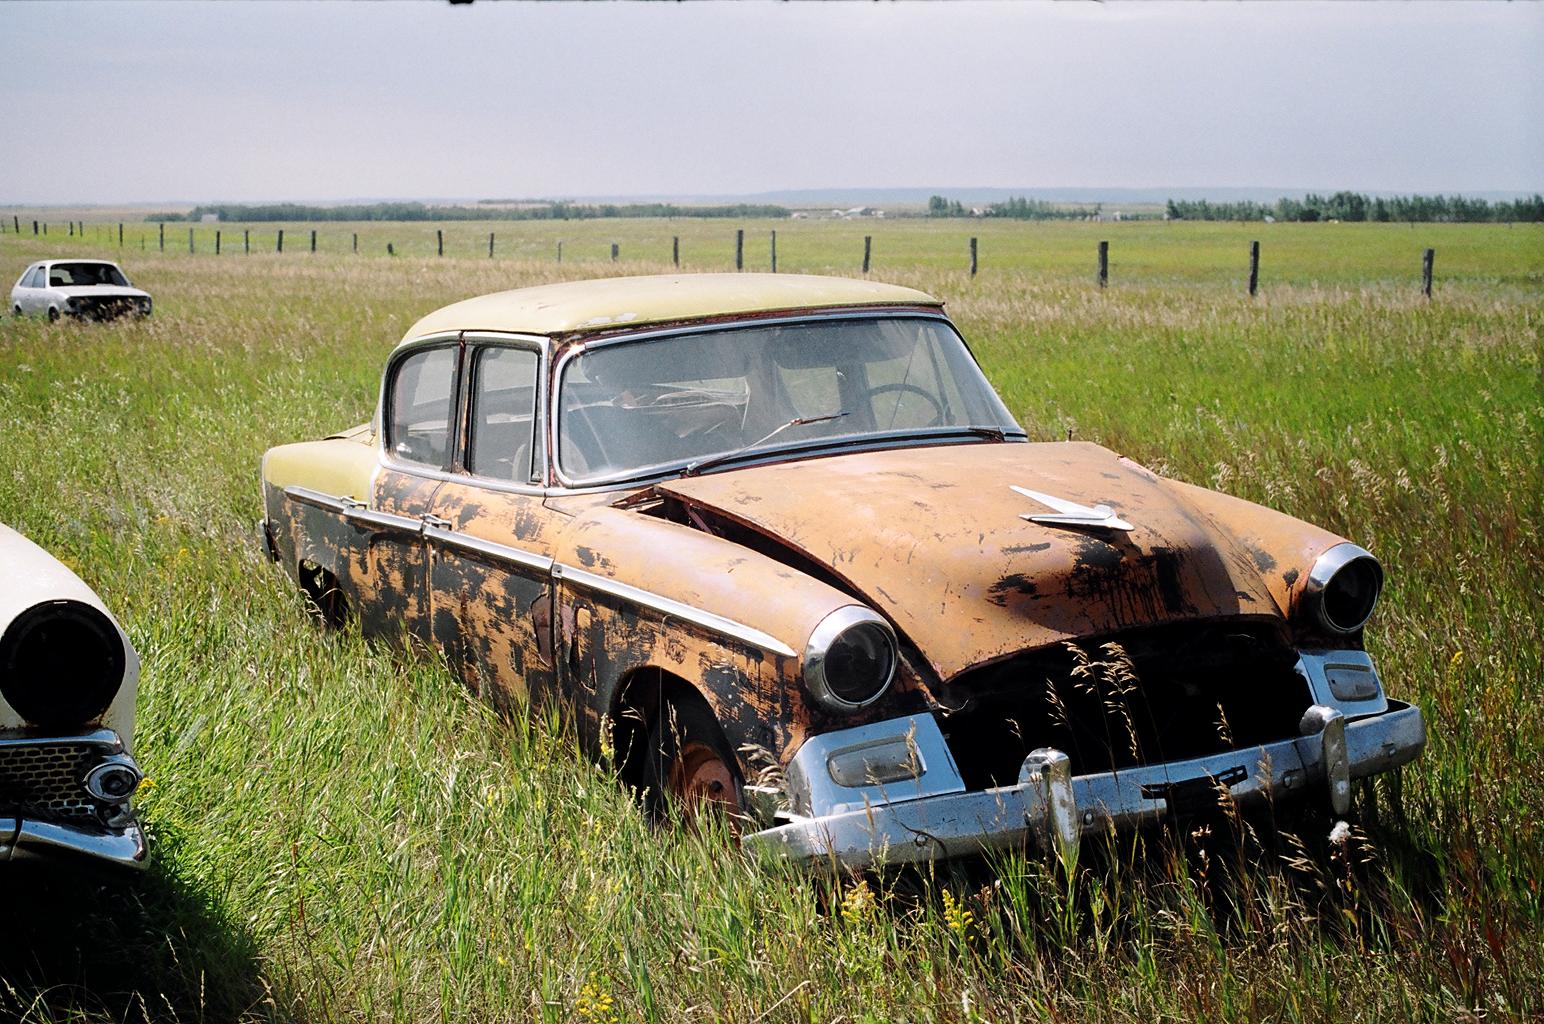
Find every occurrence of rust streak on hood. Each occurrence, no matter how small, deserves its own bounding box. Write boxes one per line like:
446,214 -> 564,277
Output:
653,442 -> 1285,683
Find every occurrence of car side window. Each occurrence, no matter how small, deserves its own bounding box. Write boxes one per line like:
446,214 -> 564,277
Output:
468,347 -> 539,483
388,346 -> 459,467
26,267 -> 45,288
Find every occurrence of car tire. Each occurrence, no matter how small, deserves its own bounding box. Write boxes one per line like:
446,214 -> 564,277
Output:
641,689 -> 743,826
12,305 -> 21,318
47,307 -> 60,322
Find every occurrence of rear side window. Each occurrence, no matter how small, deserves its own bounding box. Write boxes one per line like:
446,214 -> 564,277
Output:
25,267 -> 45,288
388,346 -> 458,467
468,347 -> 540,483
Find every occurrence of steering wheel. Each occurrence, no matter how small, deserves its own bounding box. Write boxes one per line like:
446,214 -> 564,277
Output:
866,383 -> 944,428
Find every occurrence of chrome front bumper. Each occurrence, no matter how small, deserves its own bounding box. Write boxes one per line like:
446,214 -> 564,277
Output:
746,701 -> 1426,871
0,814 -> 148,869
0,730 -> 149,870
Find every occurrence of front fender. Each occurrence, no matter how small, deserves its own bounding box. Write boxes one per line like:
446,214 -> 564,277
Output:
552,507 -> 855,764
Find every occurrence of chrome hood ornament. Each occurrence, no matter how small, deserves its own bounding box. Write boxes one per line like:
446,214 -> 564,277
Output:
1011,485 -> 1134,532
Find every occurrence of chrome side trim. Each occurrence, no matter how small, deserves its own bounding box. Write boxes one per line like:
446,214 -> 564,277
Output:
283,485 -> 353,514
284,485 -> 435,535
555,563 -> 797,658
343,506 -> 421,533
424,526 -> 553,574
750,702 -> 1426,870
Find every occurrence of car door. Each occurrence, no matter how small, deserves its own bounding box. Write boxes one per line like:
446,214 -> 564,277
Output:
16,265 -> 43,314
356,339 -> 461,646
422,337 -> 560,711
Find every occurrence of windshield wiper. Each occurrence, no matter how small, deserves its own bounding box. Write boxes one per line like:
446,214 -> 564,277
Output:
683,411 -> 849,477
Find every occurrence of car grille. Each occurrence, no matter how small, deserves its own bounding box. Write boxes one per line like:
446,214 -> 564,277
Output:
935,619 -> 1314,789
71,297 -> 139,320
0,740 -> 107,823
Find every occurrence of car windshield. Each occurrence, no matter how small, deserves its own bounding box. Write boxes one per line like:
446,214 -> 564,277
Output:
557,316 -> 1022,485
48,263 -> 128,287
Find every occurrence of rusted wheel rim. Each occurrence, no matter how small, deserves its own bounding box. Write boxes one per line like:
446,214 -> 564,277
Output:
670,740 -> 738,815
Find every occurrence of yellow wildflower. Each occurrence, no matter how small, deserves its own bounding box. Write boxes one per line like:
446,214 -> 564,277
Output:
941,888 -> 975,940
840,879 -> 876,926
575,975 -> 619,1024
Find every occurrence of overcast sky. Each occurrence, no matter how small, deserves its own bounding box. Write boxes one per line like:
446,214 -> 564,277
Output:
2,1 -> 1540,205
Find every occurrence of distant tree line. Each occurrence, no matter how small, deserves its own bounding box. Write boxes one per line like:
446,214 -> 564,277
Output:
928,194 -> 1101,220
1165,192 -> 1544,223
148,201 -> 791,223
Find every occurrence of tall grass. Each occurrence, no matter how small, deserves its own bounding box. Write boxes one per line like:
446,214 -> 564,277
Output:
0,223 -> 1539,1021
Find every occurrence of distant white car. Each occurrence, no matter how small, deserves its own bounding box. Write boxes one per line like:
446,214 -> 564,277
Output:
10,259 -> 152,321
1,523 -> 148,868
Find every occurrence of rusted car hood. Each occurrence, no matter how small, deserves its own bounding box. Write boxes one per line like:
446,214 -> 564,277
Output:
653,441 -> 1285,682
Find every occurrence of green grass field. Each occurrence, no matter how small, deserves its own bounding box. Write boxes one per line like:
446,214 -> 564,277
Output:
1,220 -> 1540,1022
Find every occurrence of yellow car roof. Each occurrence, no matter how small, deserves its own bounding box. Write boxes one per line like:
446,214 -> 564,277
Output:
400,273 -> 942,343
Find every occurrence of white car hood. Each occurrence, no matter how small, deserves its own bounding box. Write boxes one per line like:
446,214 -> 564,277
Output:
53,285 -> 150,301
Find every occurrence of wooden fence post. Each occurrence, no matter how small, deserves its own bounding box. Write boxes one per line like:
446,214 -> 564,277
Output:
770,230 -> 777,273
488,232 -> 494,258
1097,240 -> 1109,288
216,230 -> 221,256
158,223 -> 164,251
862,236 -> 872,274
68,221 -> 74,237
672,236 -> 679,267
1248,240 -> 1260,297
188,228 -> 194,254
735,229 -> 744,271
244,230 -> 250,255
969,237 -> 978,277
388,242 -> 395,256
437,229 -> 444,256
11,215 -> 17,233
277,229 -> 284,254
611,242 -> 619,262
1422,248 -> 1435,298
32,220 -> 38,236
557,241 -> 563,263
310,229 -> 317,253
352,232 -> 358,254
118,223 -> 123,246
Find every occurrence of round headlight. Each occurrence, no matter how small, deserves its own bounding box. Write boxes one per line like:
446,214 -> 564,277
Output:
803,606 -> 897,712
1304,543 -> 1383,634
0,599 -> 126,729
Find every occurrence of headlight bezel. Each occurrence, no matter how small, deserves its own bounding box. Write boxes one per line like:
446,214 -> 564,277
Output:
0,599 -> 127,729
1303,542 -> 1384,635
802,606 -> 898,713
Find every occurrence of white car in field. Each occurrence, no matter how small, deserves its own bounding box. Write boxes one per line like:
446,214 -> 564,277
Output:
10,259 -> 152,321
1,523 -> 148,868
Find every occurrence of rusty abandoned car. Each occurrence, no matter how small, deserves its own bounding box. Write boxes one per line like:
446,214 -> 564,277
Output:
1,523 -> 147,868
258,273 -> 1425,869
